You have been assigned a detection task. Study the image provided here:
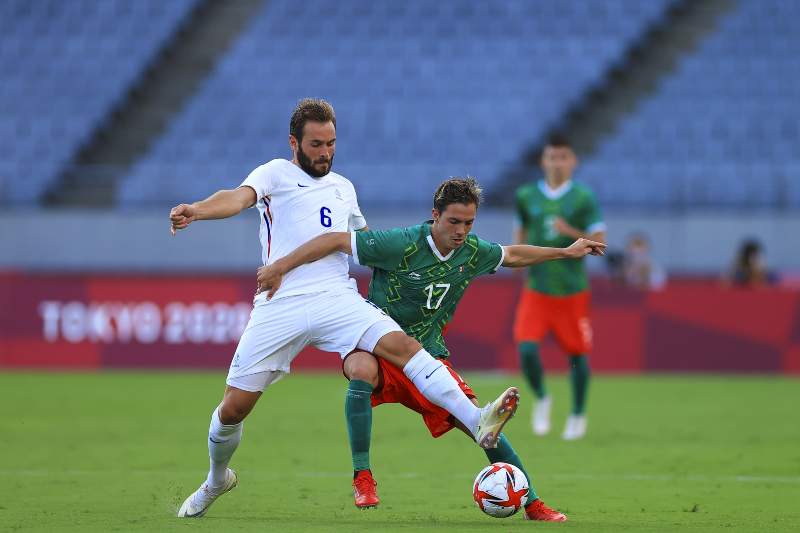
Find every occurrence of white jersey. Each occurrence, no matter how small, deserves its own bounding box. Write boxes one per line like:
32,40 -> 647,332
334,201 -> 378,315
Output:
240,158 -> 366,300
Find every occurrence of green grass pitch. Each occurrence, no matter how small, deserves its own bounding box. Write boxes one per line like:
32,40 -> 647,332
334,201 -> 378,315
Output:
1,372 -> 798,532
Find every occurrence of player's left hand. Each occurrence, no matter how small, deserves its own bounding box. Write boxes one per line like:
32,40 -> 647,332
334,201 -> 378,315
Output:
565,238 -> 606,258
256,263 -> 284,299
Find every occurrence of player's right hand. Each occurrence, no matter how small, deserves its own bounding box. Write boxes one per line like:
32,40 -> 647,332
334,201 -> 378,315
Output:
169,203 -> 196,235
256,263 -> 285,299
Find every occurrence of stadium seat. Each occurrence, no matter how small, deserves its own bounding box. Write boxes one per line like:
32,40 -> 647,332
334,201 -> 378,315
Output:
118,0 -> 674,207
581,0 -> 800,208
0,0 -> 199,204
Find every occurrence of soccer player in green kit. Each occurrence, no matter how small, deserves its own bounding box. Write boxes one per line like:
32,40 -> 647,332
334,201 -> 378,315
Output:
256,178 -> 604,521
513,135 -> 607,440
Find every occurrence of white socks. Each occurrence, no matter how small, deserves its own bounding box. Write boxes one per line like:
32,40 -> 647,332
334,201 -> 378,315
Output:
402,349 -> 480,436
206,407 -> 243,488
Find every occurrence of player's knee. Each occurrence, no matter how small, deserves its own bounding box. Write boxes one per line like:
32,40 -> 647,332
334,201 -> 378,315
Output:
373,331 -> 422,367
344,351 -> 380,388
218,402 -> 248,425
219,389 -> 259,425
400,334 -> 423,359
380,332 -> 419,356
386,332 -> 421,361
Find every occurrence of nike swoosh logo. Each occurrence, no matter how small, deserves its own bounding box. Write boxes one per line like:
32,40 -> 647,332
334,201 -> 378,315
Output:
425,365 -> 442,379
209,437 -> 224,444
297,183 -> 310,187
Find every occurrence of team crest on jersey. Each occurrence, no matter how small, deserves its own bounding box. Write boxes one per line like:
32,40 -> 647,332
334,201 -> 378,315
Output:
408,272 -> 421,280
335,188 -> 343,201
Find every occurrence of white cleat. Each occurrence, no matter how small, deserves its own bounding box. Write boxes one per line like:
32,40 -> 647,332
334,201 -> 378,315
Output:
475,387 -> 520,449
532,396 -> 552,436
177,468 -> 238,518
562,414 -> 587,441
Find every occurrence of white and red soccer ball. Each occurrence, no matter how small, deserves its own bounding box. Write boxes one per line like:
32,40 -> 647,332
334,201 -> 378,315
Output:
472,462 -> 529,518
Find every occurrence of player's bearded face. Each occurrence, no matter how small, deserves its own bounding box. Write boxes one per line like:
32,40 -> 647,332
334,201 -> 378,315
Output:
297,144 -> 334,177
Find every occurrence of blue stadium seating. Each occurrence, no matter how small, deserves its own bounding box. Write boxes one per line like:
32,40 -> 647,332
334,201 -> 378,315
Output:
582,0 -> 800,208
119,0 -> 673,207
0,0 -> 198,204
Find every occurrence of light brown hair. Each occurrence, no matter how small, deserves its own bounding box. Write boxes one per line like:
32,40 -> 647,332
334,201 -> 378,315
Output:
290,98 -> 336,141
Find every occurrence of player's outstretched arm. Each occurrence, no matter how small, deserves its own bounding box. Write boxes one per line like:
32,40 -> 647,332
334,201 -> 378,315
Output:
169,187 -> 256,235
256,232 -> 352,298
501,238 -> 606,268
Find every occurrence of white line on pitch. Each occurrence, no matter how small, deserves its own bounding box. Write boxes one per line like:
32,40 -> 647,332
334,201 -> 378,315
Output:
1,470 -> 799,484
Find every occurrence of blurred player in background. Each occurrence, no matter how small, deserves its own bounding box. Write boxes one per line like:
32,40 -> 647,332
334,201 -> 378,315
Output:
513,135 -> 606,440
256,177 -> 605,520
169,99 -> 520,518
623,233 -> 666,290
724,238 -> 775,287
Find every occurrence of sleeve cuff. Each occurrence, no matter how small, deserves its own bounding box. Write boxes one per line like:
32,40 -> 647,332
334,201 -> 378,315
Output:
237,184 -> 258,208
492,245 -> 506,272
350,231 -> 361,265
350,214 -> 367,231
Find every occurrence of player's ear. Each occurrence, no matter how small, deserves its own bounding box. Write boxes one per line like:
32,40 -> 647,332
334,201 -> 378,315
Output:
431,208 -> 440,222
289,135 -> 298,152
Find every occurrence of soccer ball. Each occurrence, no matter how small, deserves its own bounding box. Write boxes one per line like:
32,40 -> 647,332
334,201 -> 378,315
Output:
472,462 -> 529,518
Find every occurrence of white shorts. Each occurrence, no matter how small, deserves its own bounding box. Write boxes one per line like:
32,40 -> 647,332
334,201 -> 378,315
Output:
226,289 -> 401,392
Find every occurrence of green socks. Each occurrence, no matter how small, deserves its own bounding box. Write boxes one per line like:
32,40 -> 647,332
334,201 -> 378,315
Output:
569,355 -> 590,415
485,433 -> 539,505
519,341 -> 547,399
345,380 -> 374,472
521,343 -> 590,415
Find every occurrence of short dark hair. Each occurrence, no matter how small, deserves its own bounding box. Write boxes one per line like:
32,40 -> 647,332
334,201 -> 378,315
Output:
290,98 -> 336,141
546,133 -> 572,148
433,177 -> 482,213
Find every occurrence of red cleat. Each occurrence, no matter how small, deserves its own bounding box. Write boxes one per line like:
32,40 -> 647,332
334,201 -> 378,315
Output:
524,499 -> 567,522
353,470 -> 379,509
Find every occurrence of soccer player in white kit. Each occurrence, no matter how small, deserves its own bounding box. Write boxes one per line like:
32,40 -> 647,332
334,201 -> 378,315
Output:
169,99 -> 520,518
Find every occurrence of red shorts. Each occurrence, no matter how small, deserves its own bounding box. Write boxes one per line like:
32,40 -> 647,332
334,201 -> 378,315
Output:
370,357 -> 476,438
513,289 -> 592,354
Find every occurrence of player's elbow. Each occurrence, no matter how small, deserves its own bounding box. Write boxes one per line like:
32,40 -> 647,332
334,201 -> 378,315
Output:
334,232 -> 352,254
318,232 -> 351,254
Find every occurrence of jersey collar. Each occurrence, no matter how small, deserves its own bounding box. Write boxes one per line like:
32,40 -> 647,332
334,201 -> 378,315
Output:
424,223 -> 455,262
538,179 -> 573,200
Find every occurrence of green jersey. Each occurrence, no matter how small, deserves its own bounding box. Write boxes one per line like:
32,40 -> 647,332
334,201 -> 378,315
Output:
353,223 -> 504,359
515,180 -> 604,296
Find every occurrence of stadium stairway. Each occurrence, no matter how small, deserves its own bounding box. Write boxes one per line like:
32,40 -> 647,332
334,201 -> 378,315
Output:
44,0 -> 267,206
490,0 -> 736,206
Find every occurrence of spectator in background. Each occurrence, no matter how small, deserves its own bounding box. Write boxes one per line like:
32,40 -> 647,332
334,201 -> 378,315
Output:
623,233 -> 666,290
726,239 -> 775,287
